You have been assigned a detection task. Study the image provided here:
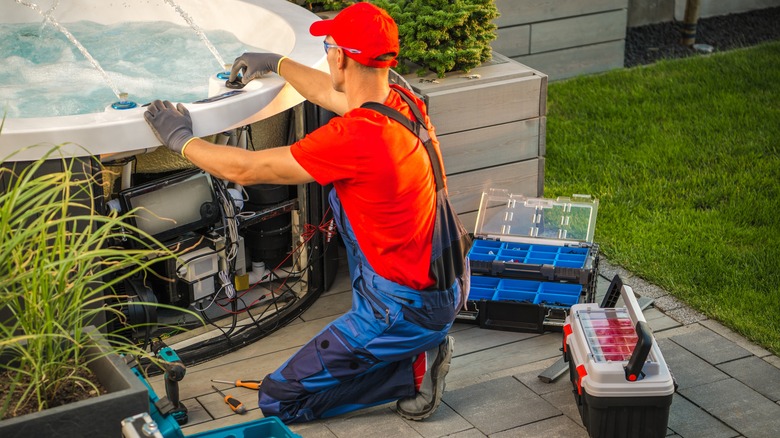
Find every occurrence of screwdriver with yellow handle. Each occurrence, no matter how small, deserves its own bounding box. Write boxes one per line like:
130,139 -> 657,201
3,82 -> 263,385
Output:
211,379 -> 262,390
211,385 -> 246,414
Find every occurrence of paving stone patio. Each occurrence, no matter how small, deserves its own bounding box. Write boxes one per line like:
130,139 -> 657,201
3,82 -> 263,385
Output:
148,256 -> 780,437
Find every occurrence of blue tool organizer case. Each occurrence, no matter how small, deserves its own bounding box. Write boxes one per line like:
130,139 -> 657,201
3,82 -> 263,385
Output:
469,240 -> 591,268
469,276 -> 582,307
460,189 -> 600,333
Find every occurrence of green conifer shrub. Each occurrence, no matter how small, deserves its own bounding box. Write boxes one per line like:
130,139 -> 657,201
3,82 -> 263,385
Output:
289,0 -> 499,78
374,0 -> 499,77
290,0 -> 351,12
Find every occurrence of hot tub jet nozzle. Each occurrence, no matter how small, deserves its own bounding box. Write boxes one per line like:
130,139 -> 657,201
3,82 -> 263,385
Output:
111,92 -> 138,110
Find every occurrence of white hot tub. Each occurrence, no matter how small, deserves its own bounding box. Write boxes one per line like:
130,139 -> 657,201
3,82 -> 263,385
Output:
1,0 -> 326,162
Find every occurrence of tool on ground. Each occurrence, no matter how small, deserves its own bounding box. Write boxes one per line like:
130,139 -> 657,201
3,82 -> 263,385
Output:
210,379 -> 262,390
152,339 -> 188,425
212,385 -> 247,414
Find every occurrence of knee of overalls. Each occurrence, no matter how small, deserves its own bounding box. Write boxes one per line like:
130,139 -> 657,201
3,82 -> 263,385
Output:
256,324 -> 381,418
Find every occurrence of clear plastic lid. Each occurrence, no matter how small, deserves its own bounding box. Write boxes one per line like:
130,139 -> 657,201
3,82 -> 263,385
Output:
576,308 -> 638,363
473,188 -> 598,243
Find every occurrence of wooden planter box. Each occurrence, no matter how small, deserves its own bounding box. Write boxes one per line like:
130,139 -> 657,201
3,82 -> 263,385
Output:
0,329 -> 149,438
492,0 -> 628,81
402,52 -> 547,232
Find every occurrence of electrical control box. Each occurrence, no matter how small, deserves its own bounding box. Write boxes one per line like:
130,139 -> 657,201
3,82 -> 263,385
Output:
176,247 -> 219,283
145,232 -> 221,307
461,189 -> 600,332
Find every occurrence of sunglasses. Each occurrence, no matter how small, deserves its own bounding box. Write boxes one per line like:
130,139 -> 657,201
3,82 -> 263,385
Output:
323,41 -> 362,55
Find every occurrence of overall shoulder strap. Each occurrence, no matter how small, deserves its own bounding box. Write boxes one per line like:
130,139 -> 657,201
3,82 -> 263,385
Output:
360,94 -> 444,190
360,102 -> 417,135
390,88 -> 427,130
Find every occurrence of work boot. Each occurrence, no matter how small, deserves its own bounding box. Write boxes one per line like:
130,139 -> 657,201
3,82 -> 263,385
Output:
396,336 -> 454,420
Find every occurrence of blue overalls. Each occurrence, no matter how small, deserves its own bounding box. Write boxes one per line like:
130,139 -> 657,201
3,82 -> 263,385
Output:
258,87 -> 471,424
257,190 -> 461,423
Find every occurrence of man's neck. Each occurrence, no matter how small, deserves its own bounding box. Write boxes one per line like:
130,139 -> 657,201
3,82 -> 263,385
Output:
343,67 -> 392,111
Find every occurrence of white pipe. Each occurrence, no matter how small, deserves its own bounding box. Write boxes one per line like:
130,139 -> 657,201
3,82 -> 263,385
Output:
238,127 -> 248,150
246,261 -> 300,285
247,261 -> 269,285
121,161 -> 133,190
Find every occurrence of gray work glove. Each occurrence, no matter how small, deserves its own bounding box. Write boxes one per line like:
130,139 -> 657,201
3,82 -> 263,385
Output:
229,52 -> 283,84
144,100 -> 194,154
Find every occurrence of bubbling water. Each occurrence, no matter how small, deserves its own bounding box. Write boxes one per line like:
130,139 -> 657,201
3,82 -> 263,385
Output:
162,0 -> 226,69
0,21 -> 262,118
16,0 -> 122,99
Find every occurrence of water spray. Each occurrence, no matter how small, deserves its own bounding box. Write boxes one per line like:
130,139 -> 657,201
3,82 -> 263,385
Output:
15,0 -> 123,100
161,0 -> 226,69
38,0 -> 60,33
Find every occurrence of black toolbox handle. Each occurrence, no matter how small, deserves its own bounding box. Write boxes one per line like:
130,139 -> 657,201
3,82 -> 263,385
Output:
600,274 -> 623,308
491,261 -> 556,281
624,321 -> 653,381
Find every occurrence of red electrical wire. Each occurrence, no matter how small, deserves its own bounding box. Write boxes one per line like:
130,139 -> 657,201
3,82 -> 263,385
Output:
216,207 -> 335,314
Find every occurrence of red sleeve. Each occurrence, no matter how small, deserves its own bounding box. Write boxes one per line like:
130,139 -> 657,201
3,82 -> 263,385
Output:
289,117 -> 363,186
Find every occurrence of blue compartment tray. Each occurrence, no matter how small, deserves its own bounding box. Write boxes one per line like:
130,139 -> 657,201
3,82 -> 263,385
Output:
462,276 -> 585,333
467,239 -> 599,303
187,416 -> 300,438
470,276 -> 582,308
469,240 -> 589,269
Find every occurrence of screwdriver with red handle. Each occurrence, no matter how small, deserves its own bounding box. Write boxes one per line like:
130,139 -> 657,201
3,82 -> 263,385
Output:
211,379 -> 262,390
211,385 -> 246,414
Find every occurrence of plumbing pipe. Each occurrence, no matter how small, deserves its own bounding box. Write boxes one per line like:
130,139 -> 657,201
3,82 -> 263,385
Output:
246,261 -> 270,285
121,160 -> 133,190
238,127 -> 249,149
246,261 -> 300,286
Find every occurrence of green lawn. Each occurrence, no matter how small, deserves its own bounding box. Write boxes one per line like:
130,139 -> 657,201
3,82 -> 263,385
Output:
543,41 -> 780,354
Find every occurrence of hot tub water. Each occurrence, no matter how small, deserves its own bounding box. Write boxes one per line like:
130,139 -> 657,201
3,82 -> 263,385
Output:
0,21 -> 264,118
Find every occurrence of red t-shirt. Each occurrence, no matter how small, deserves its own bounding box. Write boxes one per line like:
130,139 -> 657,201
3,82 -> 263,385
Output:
290,86 -> 445,290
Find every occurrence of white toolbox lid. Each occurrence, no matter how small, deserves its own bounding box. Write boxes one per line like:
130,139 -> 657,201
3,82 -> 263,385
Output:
565,284 -> 675,398
473,189 -> 599,245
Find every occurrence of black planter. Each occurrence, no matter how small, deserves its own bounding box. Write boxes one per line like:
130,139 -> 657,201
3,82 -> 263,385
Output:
0,328 -> 149,438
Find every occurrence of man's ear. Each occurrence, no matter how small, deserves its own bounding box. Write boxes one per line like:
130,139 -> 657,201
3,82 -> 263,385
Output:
337,50 -> 348,71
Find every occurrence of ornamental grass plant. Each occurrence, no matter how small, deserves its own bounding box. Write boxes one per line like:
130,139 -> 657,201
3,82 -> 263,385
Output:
544,41 -> 780,354
0,143 -> 196,418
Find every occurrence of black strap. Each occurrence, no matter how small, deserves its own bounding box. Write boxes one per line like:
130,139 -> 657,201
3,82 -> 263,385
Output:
361,102 -> 417,135
391,88 -> 427,132
360,93 -> 445,191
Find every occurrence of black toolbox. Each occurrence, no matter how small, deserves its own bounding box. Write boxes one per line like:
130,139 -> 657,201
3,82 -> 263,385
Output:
459,189 -> 600,332
563,278 -> 675,438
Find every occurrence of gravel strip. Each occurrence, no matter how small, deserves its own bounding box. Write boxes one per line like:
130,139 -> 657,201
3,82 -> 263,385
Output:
625,7 -> 780,67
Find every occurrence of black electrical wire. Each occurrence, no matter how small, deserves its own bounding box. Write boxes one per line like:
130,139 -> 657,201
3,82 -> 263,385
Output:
138,110 -> 341,370
171,265 -> 312,364
155,221 -> 330,361
151,180 -> 334,367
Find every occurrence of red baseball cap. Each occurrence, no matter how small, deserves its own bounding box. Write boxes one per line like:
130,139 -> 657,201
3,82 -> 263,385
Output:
310,2 -> 399,68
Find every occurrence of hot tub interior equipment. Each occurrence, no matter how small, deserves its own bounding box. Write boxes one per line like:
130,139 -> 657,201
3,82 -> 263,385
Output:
0,0 -> 339,366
